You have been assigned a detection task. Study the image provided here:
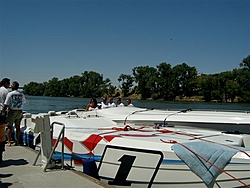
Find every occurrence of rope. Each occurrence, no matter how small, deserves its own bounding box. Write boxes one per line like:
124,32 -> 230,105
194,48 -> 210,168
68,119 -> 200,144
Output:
98,125 -> 250,158
98,125 -> 148,132
164,130 -> 250,158
87,125 -> 249,187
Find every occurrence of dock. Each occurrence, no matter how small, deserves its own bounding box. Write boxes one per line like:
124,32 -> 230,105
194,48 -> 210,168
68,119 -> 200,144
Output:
0,146 -> 114,188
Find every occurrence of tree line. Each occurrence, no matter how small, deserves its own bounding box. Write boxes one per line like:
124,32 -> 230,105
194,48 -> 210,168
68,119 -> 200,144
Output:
23,55 -> 250,103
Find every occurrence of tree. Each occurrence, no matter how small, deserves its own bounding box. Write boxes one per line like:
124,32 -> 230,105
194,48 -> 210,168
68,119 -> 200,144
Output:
156,62 -> 174,100
68,76 -> 82,97
118,74 -> 134,97
22,56 -> 250,102
100,78 -> 114,96
235,68 -> 250,102
238,55 -> 250,102
217,71 -> 236,102
226,79 -> 240,102
172,63 -> 197,99
60,78 -> 70,97
106,83 -> 117,97
81,71 -> 106,97
239,55 -> 250,69
133,66 -> 158,99
23,82 -> 45,96
43,77 -> 60,97
198,74 -> 214,102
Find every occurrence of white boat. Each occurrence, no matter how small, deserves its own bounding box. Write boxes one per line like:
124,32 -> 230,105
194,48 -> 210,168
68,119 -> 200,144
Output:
75,107 -> 250,133
20,108 -> 250,188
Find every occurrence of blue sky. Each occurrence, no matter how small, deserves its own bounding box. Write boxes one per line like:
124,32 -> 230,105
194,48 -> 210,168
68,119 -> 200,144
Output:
0,0 -> 249,87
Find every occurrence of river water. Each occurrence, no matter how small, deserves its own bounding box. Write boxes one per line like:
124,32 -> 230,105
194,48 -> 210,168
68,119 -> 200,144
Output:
23,96 -> 250,114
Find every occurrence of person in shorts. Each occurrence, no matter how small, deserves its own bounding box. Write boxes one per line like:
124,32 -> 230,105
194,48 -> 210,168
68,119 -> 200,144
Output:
2,81 -> 26,146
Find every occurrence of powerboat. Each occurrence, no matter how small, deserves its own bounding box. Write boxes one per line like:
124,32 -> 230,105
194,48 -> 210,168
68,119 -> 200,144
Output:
20,108 -> 250,188
74,106 -> 250,133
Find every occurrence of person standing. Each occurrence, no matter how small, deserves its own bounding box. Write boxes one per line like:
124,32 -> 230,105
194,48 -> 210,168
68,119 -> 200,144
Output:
0,115 -> 6,162
0,78 -> 10,109
2,81 -> 26,146
0,78 -> 10,162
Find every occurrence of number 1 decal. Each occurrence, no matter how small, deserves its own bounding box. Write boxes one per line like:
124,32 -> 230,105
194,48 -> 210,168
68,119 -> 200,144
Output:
98,145 -> 163,188
108,155 -> 136,186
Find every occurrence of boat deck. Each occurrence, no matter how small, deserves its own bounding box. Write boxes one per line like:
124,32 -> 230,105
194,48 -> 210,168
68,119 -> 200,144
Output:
0,146 -> 114,188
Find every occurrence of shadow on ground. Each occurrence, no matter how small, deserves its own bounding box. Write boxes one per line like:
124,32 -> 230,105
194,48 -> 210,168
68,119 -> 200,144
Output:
0,174 -> 12,188
0,159 -> 28,188
0,159 -> 28,168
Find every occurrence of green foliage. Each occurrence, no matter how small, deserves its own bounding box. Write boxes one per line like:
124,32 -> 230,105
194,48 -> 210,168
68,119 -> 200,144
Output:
172,63 -> 197,99
156,62 -> 174,100
239,55 -> 250,69
118,74 -> 134,97
24,71 -> 112,98
198,74 -> 216,102
23,55 -> 250,103
23,82 -> 45,96
133,66 -> 158,99
235,68 -> 250,102
81,71 -> 105,97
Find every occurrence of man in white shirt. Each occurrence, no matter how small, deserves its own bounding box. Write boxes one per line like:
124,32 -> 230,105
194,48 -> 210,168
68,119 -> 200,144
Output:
116,97 -> 124,107
101,96 -> 109,109
126,98 -> 134,107
108,97 -> 116,107
0,78 -> 10,162
0,78 -> 10,112
2,81 -> 26,146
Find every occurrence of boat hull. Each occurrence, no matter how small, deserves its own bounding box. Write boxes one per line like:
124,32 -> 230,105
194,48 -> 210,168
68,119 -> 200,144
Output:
20,110 -> 250,188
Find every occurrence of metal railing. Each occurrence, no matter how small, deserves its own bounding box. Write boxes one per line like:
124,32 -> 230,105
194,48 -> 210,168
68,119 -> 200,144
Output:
33,121 -> 65,172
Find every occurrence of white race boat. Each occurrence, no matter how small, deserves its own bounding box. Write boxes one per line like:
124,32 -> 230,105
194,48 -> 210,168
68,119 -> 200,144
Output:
75,107 -> 250,133
20,107 -> 250,188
